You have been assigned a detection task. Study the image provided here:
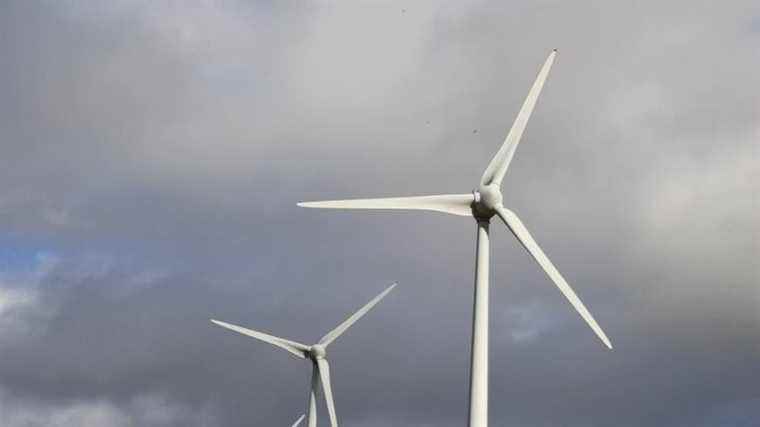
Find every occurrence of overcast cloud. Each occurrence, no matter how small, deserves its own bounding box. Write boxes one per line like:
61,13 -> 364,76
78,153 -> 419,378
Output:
1,1 -> 758,426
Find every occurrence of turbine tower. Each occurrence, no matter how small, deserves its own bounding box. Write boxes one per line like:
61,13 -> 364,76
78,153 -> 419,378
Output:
298,50 -> 611,427
212,283 -> 397,427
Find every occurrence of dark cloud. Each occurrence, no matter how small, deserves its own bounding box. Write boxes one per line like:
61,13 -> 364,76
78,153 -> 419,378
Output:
0,1 -> 758,426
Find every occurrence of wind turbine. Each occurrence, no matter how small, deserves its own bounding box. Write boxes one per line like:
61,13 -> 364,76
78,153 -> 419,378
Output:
291,414 -> 306,427
211,283 -> 397,427
298,50 -> 612,427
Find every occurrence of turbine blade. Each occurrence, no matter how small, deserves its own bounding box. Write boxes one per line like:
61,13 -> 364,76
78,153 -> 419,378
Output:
291,414 -> 306,427
494,207 -> 613,349
481,50 -> 557,187
210,319 -> 310,359
317,358 -> 338,427
298,194 -> 474,217
307,363 -> 320,427
318,283 -> 397,347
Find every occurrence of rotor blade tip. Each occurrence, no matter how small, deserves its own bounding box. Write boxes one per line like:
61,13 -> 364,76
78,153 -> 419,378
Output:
210,319 -> 227,328
601,336 -> 613,350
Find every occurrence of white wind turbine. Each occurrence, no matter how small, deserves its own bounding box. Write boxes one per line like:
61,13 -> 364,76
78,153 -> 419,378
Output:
298,50 -> 612,427
291,414 -> 306,427
211,283 -> 396,427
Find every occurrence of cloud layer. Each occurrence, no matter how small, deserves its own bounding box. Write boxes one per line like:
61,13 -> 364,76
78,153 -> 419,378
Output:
1,1 -> 758,425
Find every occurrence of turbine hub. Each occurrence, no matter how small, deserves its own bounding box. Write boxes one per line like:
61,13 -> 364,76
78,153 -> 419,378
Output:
472,184 -> 502,218
310,344 -> 326,360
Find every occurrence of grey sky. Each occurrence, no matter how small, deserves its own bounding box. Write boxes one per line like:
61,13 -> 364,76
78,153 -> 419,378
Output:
0,1 -> 758,426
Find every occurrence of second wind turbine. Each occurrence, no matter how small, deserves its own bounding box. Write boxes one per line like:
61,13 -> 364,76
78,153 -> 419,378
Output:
299,50 -> 612,427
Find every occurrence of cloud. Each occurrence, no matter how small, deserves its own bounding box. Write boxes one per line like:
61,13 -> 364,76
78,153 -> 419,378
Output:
0,1 -> 758,426
0,287 -> 41,336
0,388 -> 218,427
0,250 -> 171,346
496,300 -> 558,344
0,253 -> 59,343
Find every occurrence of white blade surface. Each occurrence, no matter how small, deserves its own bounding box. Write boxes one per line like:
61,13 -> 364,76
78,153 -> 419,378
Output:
318,283 -> 397,347
210,319 -> 310,359
298,194 -> 474,217
307,363 -> 320,427
494,207 -> 612,349
481,50 -> 557,187
291,414 -> 306,427
317,358 -> 338,427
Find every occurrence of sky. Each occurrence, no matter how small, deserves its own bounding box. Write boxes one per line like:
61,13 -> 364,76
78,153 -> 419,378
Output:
0,1 -> 758,426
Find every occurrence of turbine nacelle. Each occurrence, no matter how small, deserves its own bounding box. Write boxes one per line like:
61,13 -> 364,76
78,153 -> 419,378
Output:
309,344 -> 327,360
472,185 -> 503,219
